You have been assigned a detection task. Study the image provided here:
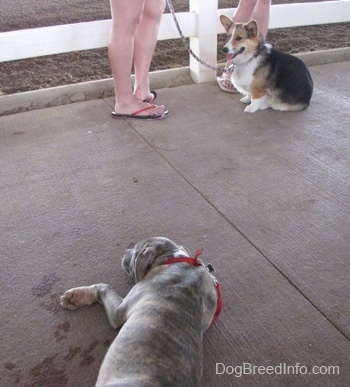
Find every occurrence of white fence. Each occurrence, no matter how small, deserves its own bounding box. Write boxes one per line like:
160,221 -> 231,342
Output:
0,0 -> 349,83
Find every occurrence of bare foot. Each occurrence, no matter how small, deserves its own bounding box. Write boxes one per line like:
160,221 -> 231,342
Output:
134,89 -> 157,103
113,100 -> 166,117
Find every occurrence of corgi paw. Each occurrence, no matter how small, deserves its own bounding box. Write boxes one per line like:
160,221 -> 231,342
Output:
240,95 -> 251,104
244,104 -> 259,113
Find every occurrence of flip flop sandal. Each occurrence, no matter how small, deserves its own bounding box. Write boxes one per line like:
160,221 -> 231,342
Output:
111,104 -> 169,120
216,69 -> 238,94
143,90 -> 157,103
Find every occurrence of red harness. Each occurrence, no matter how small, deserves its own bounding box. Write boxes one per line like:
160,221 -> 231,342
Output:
161,249 -> 222,326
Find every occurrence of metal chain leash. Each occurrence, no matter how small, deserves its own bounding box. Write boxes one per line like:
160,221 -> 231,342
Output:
166,0 -> 227,73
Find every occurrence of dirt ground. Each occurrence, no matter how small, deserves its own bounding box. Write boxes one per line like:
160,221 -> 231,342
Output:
0,0 -> 349,95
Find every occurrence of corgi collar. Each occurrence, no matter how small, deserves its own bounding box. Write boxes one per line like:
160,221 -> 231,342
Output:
162,248 -> 222,326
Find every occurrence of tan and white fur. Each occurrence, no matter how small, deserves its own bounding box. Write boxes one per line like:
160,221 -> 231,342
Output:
220,16 -> 313,113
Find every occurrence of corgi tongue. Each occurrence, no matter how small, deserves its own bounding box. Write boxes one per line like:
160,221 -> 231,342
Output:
226,47 -> 245,60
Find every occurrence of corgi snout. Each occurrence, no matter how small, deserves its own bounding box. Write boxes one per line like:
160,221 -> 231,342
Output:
222,43 -> 246,61
223,42 -> 232,54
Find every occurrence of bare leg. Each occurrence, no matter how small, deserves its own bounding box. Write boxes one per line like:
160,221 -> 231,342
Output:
60,284 -> 126,329
251,0 -> 271,39
133,0 -> 166,102
233,0 -> 259,23
108,0 -> 166,116
234,0 -> 271,39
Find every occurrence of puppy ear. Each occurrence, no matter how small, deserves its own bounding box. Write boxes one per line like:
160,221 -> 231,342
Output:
245,20 -> 258,38
220,15 -> 234,33
135,245 -> 158,282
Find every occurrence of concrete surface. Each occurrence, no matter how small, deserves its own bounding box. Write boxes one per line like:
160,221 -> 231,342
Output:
1,60 -> 349,387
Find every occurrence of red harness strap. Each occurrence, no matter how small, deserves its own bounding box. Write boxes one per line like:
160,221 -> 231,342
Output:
161,249 -> 222,326
210,281 -> 222,325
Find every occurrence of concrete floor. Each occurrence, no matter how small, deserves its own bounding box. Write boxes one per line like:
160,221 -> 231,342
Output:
1,61 -> 349,386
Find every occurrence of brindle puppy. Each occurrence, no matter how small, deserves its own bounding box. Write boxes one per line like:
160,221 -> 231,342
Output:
60,237 -> 220,387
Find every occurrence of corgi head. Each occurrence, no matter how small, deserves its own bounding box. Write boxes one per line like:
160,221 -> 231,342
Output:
220,16 -> 261,61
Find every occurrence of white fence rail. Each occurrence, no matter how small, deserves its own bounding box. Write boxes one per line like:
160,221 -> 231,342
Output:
0,1 -> 349,83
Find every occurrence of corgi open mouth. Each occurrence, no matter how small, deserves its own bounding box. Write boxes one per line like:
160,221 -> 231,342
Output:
226,47 -> 245,60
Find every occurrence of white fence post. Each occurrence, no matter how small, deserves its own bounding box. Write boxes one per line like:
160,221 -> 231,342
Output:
189,0 -> 218,83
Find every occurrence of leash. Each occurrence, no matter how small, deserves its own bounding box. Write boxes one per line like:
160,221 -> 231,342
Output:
162,248 -> 223,325
166,0 -> 227,74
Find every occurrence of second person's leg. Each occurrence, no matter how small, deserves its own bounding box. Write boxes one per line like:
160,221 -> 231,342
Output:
133,0 -> 166,102
109,0 -> 166,117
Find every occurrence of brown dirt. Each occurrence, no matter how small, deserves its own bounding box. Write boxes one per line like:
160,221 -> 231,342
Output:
0,0 -> 349,95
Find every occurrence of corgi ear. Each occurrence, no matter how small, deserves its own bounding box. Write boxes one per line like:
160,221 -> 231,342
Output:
245,20 -> 259,38
220,15 -> 234,33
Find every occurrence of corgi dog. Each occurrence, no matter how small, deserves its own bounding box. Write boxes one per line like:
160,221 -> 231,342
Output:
220,16 -> 313,113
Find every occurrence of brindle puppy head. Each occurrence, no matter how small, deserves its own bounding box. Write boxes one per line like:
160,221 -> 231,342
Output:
122,237 -> 190,282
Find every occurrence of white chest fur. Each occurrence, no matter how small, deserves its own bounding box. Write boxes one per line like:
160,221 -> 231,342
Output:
232,56 -> 260,95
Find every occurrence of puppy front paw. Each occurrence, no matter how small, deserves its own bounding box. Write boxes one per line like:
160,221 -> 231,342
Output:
60,285 -> 97,310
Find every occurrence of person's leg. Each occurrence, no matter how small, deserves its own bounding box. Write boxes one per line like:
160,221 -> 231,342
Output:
133,0 -> 166,102
233,0 -> 270,38
251,0 -> 271,39
232,0 -> 258,23
108,0 -> 165,116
